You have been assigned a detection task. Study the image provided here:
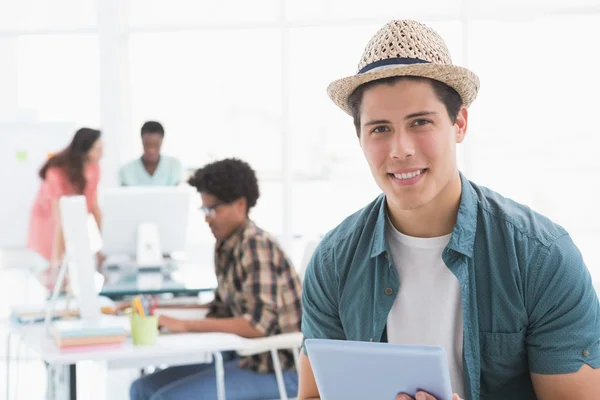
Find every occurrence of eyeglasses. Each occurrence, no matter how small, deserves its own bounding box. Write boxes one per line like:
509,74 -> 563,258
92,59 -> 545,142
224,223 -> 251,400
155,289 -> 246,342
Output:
199,201 -> 228,218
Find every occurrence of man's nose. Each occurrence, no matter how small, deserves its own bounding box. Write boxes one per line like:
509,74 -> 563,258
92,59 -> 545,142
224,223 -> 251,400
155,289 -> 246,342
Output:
390,130 -> 416,160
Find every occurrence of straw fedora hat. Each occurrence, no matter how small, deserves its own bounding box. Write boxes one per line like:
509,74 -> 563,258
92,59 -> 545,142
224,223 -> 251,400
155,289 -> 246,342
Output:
327,20 -> 480,115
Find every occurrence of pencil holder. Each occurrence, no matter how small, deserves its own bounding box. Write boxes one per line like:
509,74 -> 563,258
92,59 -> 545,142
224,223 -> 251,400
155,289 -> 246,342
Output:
130,314 -> 159,345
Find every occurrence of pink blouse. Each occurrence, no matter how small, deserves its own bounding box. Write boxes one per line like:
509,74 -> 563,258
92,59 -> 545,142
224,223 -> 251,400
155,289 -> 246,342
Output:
27,163 -> 100,262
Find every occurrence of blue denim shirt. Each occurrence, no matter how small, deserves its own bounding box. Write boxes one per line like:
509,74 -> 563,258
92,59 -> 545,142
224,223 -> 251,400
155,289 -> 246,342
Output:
302,173 -> 600,399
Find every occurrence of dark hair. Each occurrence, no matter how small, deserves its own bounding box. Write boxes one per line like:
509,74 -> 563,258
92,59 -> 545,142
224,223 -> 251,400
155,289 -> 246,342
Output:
348,76 -> 463,137
141,121 -> 165,137
39,128 -> 101,193
188,158 -> 260,212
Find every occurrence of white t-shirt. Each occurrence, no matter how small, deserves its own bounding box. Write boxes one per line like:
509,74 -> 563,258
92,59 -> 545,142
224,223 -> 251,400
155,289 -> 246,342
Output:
385,219 -> 465,398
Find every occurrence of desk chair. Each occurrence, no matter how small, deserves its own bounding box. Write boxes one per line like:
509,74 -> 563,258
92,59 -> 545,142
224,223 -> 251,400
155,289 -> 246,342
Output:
220,239 -> 320,400
236,332 -> 304,400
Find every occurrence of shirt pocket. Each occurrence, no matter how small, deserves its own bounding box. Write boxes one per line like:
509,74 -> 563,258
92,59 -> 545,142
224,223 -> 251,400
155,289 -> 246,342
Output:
479,327 -> 530,396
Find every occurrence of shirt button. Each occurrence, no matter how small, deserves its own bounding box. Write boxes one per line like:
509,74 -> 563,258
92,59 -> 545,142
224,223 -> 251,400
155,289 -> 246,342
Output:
583,350 -> 590,357
384,288 -> 393,296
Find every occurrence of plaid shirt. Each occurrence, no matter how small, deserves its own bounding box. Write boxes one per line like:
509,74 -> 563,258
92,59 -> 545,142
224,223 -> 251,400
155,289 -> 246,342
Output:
207,220 -> 303,373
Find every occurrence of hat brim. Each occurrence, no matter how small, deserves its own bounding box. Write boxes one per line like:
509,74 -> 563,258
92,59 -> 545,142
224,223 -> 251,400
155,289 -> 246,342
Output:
327,64 -> 480,115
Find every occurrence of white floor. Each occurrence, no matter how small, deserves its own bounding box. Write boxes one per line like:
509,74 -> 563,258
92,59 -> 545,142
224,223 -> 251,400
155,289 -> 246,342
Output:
0,249 -> 148,400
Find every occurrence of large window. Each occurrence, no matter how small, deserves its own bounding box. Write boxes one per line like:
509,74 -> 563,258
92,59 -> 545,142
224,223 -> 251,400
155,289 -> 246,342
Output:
129,29 -> 282,173
0,3 -> 99,250
284,0 -> 462,21
16,35 -> 100,127
286,22 -> 465,236
127,0 -> 279,27
465,0 -> 600,17
0,0 -> 96,31
129,29 -> 283,237
0,38 -> 18,118
467,16 -> 600,277
3,0 -> 598,276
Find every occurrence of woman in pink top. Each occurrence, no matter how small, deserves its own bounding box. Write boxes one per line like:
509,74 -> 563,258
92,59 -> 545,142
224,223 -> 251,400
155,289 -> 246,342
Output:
27,128 -> 103,290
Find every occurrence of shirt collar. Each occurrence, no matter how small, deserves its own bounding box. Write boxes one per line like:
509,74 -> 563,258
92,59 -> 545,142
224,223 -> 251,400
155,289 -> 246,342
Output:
369,195 -> 389,258
447,173 -> 478,258
216,219 -> 253,253
370,172 -> 478,259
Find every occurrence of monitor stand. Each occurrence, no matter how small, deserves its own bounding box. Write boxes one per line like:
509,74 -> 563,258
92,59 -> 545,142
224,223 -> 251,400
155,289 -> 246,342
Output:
44,257 -> 72,335
43,255 -> 102,336
136,222 -> 165,268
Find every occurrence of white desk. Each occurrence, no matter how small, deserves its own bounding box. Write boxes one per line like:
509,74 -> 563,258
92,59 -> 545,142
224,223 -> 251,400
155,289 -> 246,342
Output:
7,321 -> 249,400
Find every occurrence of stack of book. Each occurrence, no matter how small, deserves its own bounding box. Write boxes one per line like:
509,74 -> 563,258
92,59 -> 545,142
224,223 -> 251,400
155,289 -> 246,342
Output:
10,296 -> 116,324
52,319 -> 127,352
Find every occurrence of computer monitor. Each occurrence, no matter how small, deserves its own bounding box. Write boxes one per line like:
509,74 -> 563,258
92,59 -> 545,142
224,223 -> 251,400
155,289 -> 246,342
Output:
44,195 -> 126,338
101,186 -> 194,265
53,195 -> 102,321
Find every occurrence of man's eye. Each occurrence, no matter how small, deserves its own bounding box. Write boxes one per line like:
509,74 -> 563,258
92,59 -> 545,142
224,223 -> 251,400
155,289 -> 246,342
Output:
372,126 -> 390,133
412,119 -> 430,127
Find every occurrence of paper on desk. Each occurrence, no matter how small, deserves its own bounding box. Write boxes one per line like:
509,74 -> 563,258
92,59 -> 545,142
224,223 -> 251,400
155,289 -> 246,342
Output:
154,308 -> 209,320
10,296 -> 115,324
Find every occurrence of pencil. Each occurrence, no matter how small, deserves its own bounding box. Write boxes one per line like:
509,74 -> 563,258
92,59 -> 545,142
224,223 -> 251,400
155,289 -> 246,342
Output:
136,297 -> 146,317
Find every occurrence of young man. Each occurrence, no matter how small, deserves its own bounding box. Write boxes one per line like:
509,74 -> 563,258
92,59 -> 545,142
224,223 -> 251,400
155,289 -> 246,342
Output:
298,20 -> 600,400
130,158 -> 303,400
119,121 -> 183,186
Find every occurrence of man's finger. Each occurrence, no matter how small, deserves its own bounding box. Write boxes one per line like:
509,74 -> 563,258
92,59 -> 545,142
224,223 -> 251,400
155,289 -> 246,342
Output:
415,391 -> 438,400
396,391 -> 462,400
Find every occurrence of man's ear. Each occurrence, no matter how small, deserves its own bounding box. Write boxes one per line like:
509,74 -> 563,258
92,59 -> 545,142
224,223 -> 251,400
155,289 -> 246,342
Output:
236,197 -> 248,214
455,106 -> 468,144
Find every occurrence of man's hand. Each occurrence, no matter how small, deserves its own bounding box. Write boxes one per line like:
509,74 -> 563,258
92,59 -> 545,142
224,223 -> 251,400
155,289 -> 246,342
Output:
103,301 -> 131,315
396,392 -> 461,400
158,315 -> 188,333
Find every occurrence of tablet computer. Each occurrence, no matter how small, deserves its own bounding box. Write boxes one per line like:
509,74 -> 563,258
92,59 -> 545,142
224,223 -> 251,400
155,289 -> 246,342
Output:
304,339 -> 453,400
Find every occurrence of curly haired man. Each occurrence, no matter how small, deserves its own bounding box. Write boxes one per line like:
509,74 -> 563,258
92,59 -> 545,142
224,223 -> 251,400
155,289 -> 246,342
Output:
130,158 -> 303,400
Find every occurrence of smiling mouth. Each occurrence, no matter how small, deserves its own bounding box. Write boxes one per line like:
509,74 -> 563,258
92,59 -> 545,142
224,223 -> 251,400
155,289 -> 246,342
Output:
388,168 -> 427,180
